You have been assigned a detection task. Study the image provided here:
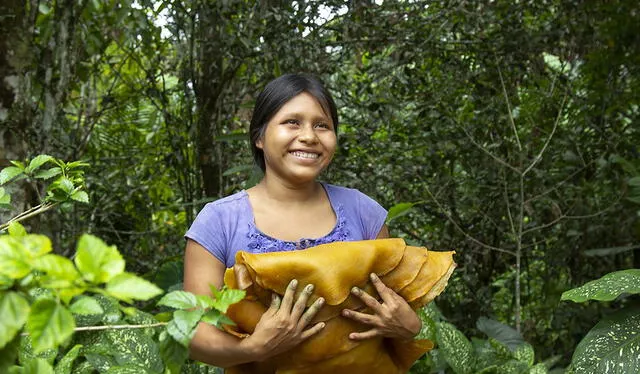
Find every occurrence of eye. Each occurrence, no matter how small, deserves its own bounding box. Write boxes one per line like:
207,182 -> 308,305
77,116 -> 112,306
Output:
315,122 -> 331,129
284,119 -> 299,126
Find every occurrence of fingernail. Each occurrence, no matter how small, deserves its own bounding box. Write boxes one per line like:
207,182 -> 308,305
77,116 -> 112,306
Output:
317,297 -> 324,305
351,286 -> 360,294
319,322 -> 326,328
370,273 -> 378,281
305,284 -> 314,292
290,279 -> 298,288
342,310 -> 349,316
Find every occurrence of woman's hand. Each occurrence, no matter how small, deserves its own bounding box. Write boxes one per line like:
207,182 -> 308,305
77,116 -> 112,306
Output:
342,273 -> 421,341
242,279 -> 325,361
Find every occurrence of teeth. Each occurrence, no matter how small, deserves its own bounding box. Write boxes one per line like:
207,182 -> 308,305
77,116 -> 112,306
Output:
290,151 -> 319,159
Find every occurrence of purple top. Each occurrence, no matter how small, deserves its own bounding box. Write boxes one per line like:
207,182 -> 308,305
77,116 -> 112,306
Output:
185,183 -> 388,267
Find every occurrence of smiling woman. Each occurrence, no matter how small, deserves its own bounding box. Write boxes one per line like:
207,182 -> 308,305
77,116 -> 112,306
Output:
182,74 -> 422,371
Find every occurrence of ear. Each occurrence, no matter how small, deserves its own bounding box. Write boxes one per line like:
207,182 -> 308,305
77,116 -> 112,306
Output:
255,138 -> 264,150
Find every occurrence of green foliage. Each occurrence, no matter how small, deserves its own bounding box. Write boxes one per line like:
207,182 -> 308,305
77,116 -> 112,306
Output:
561,269 -> 640,302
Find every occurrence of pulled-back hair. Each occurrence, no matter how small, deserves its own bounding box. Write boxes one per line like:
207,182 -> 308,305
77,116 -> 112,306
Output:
249,74 -> 339,172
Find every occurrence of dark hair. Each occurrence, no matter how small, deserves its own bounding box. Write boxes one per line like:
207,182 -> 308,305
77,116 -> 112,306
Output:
249,73 -> 339,172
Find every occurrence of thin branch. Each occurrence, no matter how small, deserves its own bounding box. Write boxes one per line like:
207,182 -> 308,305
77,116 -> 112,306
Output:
523,94 -> 567,176
502,170 -> 517,239
497,65 -> 522,151
0,202 -> 58,232
424,185 -> 516,256
460,125 -> 521,174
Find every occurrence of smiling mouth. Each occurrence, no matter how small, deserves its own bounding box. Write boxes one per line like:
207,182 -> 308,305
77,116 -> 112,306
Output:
289,151 -> 320,159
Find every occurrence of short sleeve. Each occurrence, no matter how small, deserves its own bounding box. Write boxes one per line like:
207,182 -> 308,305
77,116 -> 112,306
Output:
356,191 -> 388,239
184,204 -> 228,265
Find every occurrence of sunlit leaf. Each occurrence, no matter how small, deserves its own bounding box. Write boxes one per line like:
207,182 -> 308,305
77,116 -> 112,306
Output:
571,307 -> 640,373
561,269 -> 640,303
436,322 -> 475,374
8,222 -> 27,237
75,235 -> 125,283
106,273 -> 163,302
25,155 -> 53,174
386,202 -> 417,223
0,292 -> 30,349
69,297 -> 104,315
33,168 -> 61,180
166,309 -> 204,347
209,286 -> 245,313
157,291 -> 197,310
0,167 -> 24,185
26,299 -> 75,353
70,191 -> 89,204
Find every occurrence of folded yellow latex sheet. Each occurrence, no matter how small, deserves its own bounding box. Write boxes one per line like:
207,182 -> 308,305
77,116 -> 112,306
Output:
223,238 -> 456,374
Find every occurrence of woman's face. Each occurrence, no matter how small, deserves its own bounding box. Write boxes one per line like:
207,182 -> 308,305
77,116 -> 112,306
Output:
256,92 -> 337,184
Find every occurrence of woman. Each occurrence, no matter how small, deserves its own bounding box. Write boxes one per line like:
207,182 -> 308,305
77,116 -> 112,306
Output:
183,73 -> 421,368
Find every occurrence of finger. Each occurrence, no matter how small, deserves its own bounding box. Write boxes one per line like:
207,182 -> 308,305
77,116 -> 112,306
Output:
300,321 -> 326,340
342,309 -> 378,326
269,293 -> 281,312
291,283 -> 314,320
351,286 -> 382,311
349,328 -> 381,341
299,297 -> 324,327
369,273 -> 395,305
279,279 -> 298,313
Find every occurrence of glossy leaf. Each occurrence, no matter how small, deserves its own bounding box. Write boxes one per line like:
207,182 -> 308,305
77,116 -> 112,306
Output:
561,269 -> 640,303
70,191 -> 89,203
0,166 -> 24,185
33,254 -> 80,281
25,155 -> 53,174
513,343 -> 534,367
75,235 -> 125,283
54,344 -> 82,374
571,307 -> 640,373
69,297 -> 104,315
436,322 -> 475,374
476,317 -> 524,351
104,328 -> 163,373
167,309 -> 204,347
33,168 -> 62,180
106,273 -> 163,302
26,299 -> 75,353
157,290 -> 197,310
0,292 -> 30,349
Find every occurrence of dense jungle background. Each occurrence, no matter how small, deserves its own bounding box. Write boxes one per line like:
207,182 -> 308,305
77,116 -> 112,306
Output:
1,0 -> 639,373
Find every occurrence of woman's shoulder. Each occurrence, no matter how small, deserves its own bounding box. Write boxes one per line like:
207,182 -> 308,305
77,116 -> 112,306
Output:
198,190 -> 249,218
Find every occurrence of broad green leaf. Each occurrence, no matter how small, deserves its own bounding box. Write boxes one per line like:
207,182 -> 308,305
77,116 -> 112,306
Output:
0,274 -> 12,290
513,343 -> 534,367
33,168 -> 62,180
26,299 -> 75,353
0,237 -> 31,279
495,359 -> 529,374
106,273 -> 163,302
19,335 -> 57,366
158,290 -> 197,309
70,191 -> 89,204
561,269 -> 640,302
25,155 -> 53,174
476,317 -> 524,351
159,331 -> 188,374
530,363 -> 549,374
436,322 -> 475,374
0,292 -> 30,349
200,309 -> 234,327
34,254 -> 80,281
104,365 -> 152,373
386,202 -> 417,223
571,307 -> 640,373
54,344 -> 82,374
196,295 -> 213,309
75,235 -> 125,283
0,187 -> 10,208
22,358 -> 54,374
104,328 -> 163,373
8,222 -> 27,237
209,287 -> 245,313
69,297 -> 103,315
0,166 -> 24,185
167,309 -> 204,347
489,338 -> 514,360
416,310 -> 437,341
57,178 -> 75,194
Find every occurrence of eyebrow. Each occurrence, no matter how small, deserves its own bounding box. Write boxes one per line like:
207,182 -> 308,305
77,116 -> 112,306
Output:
277,111 -> 331,123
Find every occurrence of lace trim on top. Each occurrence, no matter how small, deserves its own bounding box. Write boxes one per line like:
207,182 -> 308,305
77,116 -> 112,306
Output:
246,201 -> 350,254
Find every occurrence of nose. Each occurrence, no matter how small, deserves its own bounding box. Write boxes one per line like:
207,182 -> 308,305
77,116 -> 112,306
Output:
298,124 -> 318,144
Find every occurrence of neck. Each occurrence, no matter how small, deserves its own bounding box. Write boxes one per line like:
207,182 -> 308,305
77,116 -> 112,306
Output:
256,173 -> 322,205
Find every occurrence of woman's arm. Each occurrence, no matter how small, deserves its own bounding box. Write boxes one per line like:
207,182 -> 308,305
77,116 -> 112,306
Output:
184,239 -> 325,367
